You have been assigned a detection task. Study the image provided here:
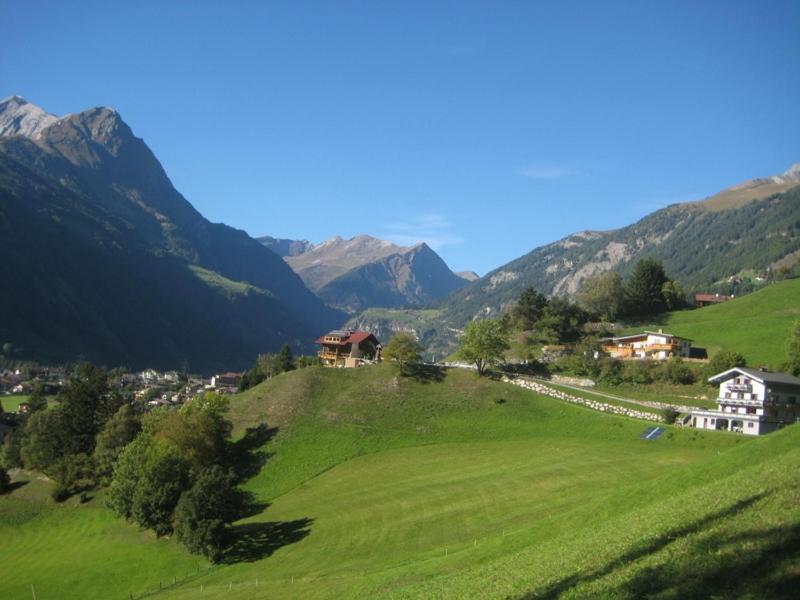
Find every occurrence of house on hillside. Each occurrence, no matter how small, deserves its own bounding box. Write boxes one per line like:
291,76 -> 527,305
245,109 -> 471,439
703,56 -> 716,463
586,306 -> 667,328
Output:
691,367 -> 800,435
695,293 -> 733,308
316,330 -> 381,368
601,330 -> 691,360
210,372 -> 242,390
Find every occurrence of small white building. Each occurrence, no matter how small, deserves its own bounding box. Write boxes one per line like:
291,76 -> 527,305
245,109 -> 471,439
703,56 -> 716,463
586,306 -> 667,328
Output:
691,367 -> 800,435
602,329 -> 692,360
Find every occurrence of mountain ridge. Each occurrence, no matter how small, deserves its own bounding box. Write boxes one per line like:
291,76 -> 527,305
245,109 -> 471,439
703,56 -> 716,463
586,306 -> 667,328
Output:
350,165 -> 800,354
258,233 -> 470,312
0,97 -> 346,371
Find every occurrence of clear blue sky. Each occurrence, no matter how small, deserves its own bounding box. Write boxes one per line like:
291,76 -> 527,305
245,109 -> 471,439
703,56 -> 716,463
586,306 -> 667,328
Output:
2,1 -> 799,274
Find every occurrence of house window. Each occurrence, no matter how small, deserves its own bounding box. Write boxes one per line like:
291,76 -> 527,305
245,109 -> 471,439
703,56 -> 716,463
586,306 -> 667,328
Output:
747,422 -> 754,429
746,407 -> 756,414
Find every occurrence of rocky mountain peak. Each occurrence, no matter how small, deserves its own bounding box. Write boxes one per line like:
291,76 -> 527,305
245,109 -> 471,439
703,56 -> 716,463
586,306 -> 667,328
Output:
777,162 -> 800,182
0,95 -> 60,139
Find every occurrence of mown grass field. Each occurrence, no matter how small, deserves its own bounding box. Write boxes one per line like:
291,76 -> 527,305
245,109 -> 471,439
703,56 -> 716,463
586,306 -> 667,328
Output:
0,395 -> 57,413
591,382 -> 717,409
629,278 -> 800,368
1,394 -> 30,412
1,366 -> 798,599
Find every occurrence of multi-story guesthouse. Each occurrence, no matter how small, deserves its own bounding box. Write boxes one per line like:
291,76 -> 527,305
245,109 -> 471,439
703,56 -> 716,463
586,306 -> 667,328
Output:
691,367 -> 800,435
601,329 -> 692,360
316,330 -> 381,368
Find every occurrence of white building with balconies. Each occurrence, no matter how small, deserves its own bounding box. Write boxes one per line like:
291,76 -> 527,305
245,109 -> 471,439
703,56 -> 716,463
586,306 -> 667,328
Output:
691,367 -> 800,435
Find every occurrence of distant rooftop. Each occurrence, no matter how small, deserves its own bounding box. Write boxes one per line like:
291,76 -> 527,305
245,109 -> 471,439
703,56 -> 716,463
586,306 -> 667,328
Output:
709,367 -> 800,387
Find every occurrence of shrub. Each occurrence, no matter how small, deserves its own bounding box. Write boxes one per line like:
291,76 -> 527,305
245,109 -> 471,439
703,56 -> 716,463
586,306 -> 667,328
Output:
51,453 -> 96,501
598,358 -> 623,385
661,407 -> 679,424
659,357 -> 696,385
706,351 -> 747,381
621,360 -> 653,384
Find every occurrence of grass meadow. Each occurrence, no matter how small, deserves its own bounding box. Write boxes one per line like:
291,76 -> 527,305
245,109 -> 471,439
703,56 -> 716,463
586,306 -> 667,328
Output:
628,277 -> 800,368
1,366 -> 798,598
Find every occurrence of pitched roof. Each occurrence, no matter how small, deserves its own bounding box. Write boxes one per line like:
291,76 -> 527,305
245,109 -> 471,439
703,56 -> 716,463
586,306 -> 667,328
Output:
695,293 -> 732,302
708,367 -> 800,386
602,330 -> 692,343
315,330 -> 379,345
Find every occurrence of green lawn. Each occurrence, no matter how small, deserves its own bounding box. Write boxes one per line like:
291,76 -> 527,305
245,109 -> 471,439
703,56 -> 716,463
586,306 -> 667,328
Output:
0,395 -> 57,413
1,366 -> 798,599
626,278 -> 800,368
592,382 -> 717,409
0,394 -> 29,412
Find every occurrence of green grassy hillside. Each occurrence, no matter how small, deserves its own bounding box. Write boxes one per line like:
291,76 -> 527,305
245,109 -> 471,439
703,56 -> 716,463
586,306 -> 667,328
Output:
630,278 -> 800,368
1,366 -> 798,599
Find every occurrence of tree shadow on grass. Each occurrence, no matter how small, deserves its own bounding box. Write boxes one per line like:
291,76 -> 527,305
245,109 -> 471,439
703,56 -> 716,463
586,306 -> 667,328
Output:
220,423 -> 313,564
222,517 -> 314,563
518,492 -> 769,599
226,423 -> 278,482
0,480 -> 28,495
403,363 -> 447,384
619,523 -> 800,599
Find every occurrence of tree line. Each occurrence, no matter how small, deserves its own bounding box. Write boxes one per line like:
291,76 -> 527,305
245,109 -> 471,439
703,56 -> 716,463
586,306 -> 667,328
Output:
0,363 -> 252,561
238,344 -> 319,392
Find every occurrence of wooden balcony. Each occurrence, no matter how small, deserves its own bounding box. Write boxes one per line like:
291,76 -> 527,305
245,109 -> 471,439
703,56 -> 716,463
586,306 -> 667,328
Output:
645,343 -> 678,352
603,345 -> 634,356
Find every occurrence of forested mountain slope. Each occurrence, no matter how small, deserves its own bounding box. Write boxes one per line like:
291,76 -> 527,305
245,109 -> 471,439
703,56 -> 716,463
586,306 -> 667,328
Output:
0,96 -> 345,371
435,169 -> 800,327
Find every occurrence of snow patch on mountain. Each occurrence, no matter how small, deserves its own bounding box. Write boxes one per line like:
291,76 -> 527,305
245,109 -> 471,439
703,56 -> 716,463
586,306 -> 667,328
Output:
0,96 -> 61,139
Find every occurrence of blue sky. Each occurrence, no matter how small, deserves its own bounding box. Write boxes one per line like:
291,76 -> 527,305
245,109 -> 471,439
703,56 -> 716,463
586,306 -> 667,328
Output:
2,1 -> 799,275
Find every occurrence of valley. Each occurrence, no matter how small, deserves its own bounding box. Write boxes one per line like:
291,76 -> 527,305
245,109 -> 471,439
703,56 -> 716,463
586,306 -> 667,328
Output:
2,7 -> 800,596
4,366 -> 798,599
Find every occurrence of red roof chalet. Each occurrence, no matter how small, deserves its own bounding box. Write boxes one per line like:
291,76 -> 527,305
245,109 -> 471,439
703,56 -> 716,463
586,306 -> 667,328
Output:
316,330 -> 381,368
695,293 -> 733,308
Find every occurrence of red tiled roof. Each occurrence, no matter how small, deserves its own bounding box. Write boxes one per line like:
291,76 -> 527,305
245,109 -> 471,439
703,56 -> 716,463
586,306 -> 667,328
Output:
695,293 -> 732,303
315,330 -> 378,345
347,331 -> 374,344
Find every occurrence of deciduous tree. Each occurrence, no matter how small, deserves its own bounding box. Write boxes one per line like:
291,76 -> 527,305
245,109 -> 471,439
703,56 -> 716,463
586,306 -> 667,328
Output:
456,319 -> 510,375
94,404 -> 141,484
20,409 -> 69,472
706,350 -> 747,381
174,466 -> 237,562
578,272 -> 625,320
383,332 -> 423,372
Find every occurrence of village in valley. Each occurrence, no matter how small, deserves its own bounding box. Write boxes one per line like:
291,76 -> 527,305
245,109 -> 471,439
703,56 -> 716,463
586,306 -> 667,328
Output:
5,282 -> 799,440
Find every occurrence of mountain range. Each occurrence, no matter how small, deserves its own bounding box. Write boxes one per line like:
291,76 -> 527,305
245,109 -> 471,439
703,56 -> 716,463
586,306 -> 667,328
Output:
0,96 -> 345,372
351,165 -> 800,354
2,94 -> 798,369
260,234 -> 471,313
